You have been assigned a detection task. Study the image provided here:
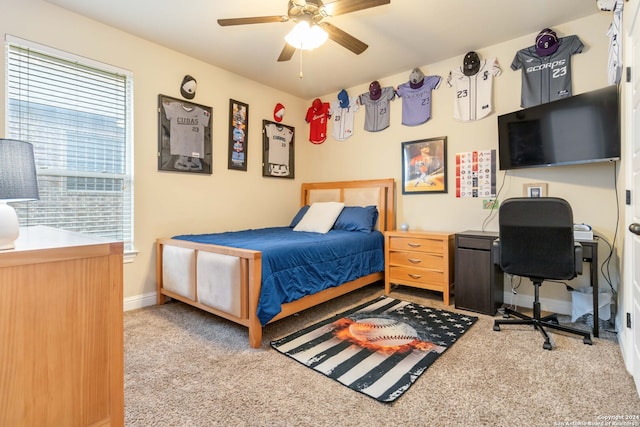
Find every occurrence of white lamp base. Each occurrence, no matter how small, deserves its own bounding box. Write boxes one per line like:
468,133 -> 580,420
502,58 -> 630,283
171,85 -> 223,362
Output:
0,202 -> 19,250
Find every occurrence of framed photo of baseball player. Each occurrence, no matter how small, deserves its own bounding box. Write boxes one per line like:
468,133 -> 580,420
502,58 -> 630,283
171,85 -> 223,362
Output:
157,94 -> 213,174
228,99 -> 249,171
401,137 -> 448,194
262,119 -> 295,179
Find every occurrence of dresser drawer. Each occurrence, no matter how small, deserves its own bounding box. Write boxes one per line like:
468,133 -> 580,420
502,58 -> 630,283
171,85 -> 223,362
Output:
389,251 -> 444,270
388,236 -> 443,253
457,236 -> 492,250
389,266 -> 445,287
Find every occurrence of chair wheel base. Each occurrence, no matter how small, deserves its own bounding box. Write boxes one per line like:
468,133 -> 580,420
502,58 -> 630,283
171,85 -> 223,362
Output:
543,341 -> 552,350
493,324 -> 501,331
584,337 -> 593,345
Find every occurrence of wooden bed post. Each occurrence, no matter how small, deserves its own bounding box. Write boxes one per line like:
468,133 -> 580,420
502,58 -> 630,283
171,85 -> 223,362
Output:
247,254 -> 263,348
156,240 -> 167,305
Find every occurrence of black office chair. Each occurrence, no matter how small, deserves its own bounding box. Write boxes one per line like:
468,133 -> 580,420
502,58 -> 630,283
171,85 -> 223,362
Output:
492,197 -> 593,350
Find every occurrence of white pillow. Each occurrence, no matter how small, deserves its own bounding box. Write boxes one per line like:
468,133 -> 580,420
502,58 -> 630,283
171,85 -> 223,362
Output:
293,201 -> 345,234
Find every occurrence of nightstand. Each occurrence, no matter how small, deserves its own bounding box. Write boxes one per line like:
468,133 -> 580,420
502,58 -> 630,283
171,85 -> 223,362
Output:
384,230 -> 455,305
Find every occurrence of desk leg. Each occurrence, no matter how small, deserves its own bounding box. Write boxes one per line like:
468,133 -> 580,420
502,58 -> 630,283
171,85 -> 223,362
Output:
591,247 -> 599,338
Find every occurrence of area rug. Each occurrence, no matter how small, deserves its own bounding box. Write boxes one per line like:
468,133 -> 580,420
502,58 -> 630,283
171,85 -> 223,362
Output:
271,295 -> 478,403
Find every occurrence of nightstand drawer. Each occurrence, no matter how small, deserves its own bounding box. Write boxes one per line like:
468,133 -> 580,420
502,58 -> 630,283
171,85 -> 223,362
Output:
388,236 -> 443,253
389,251 -> 444,270
389,266 -> 444,286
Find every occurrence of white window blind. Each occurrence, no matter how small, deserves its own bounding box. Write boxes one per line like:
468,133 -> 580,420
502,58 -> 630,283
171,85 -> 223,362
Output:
5,36 -> 134,250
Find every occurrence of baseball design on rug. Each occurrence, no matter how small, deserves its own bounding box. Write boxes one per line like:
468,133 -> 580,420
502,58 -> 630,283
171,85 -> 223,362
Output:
331,313 -> 444,354
347,317 -> 418,347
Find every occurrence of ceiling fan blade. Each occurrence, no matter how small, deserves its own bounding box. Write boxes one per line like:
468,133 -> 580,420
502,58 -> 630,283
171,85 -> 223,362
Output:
277,44 -> 297,62
217,16 -> 288,26
319,22 -> 368,55
321,0 -> 390,17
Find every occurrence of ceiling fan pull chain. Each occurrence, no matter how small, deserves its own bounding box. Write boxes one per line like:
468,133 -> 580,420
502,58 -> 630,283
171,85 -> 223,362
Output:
299,48 -> 304,78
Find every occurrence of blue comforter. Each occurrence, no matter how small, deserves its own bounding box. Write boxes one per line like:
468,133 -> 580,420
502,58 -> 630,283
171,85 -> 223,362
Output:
173,227 -> 384,325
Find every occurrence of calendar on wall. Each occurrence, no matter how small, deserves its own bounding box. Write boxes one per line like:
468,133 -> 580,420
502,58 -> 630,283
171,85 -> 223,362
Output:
455,149 -> 497,198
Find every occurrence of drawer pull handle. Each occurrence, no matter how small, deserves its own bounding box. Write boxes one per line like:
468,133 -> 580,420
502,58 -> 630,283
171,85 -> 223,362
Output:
408,258 -> 422,264
408,273 -> 422,279
408,242 -> 422,248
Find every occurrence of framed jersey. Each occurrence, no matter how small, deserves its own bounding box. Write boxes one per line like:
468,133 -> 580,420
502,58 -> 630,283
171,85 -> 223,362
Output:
262,119 -> 295,179
157,94 -> 213,174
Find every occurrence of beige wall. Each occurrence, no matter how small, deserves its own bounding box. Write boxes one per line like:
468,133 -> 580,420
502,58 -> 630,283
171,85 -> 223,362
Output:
303,12 -> 618,305
1,1 -> 618,309
0,0 -> 310,300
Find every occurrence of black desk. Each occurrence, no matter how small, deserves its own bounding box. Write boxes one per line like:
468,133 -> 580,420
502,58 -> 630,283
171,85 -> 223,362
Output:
454,231 -> 601,337
577,238 -> 600,338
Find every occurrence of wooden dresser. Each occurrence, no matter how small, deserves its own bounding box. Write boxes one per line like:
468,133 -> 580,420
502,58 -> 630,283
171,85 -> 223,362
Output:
0,226 -> 124,427
384,230 -> 455,306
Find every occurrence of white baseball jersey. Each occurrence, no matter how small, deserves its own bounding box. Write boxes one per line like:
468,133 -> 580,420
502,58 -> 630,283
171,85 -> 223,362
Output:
447,58 -> 501,122
607,0 -> 623,85
329,97 -> 359,141
265,123 -> 293,166
163,101 -> 210,158
396,75 -> 441,126
511,35 -> 583,107
358,87 -> 396,132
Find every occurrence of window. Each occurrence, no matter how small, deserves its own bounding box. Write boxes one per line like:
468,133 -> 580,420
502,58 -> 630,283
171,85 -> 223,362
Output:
6,36 -> 134,251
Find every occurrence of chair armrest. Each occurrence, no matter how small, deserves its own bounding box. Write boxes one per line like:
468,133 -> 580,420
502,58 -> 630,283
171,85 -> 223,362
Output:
492,238 -> 500,265
574,242 -> 583,276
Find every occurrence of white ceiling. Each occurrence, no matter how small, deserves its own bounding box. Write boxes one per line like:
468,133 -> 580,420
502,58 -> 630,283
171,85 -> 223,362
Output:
45,0 -> 599,100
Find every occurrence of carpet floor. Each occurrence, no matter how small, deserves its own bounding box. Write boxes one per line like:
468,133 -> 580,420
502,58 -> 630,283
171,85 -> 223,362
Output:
124,283 -> 640,427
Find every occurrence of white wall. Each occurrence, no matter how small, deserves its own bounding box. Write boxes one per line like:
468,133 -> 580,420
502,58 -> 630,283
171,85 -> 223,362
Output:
0,1 -> 619,312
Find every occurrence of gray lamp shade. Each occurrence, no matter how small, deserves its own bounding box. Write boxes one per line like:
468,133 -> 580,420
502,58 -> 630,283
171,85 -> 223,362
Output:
0,139 -> 39,202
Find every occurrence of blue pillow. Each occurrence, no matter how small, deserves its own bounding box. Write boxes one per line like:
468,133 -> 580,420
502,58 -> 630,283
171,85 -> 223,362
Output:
289,205 -> 310,227
333,206 -> 378,233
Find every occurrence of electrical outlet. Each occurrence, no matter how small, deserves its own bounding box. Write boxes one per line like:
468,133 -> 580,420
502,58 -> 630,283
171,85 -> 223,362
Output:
483,199 -> 499,210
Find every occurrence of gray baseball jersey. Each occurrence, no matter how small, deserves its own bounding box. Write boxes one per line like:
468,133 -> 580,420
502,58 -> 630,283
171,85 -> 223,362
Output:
163,100 -> 210,158
511,35 -> 583,107
447,58 -> 501,122
358,87 -> 396,132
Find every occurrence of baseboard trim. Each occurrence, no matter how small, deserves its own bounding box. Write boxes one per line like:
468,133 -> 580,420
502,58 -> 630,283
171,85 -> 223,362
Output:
123,292 -> 157,312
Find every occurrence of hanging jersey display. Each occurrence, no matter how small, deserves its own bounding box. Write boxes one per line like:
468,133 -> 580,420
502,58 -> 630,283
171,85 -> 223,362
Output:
396,75 -> 441,126
358,86 -> 396,132
305,98 -> 331,144
511,34 -> 583,107
330,97 -> 359,141
265,123 -> 293,176
162,100 -> 210,158
607,0 -> 624,85
447,58 -> 501,122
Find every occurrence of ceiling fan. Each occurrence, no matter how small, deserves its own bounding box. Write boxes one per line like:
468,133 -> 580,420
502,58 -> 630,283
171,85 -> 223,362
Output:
217,0 -> 391,62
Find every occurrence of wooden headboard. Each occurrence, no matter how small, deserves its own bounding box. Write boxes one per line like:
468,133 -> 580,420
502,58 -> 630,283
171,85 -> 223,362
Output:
300,178 -> 396,232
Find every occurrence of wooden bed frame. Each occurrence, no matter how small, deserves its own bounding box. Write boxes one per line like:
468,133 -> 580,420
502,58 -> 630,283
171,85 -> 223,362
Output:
156,178 -> 395,348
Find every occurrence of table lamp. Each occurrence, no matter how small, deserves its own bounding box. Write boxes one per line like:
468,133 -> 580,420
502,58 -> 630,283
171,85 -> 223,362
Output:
0,139 -> 39,250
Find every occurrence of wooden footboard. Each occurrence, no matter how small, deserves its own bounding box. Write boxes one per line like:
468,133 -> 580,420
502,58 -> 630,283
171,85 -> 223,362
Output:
156,178 -> 395,348
156,238 -> 264,347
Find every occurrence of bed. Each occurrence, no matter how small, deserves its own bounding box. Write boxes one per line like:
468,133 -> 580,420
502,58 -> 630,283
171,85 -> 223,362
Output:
156,178 -> 395,348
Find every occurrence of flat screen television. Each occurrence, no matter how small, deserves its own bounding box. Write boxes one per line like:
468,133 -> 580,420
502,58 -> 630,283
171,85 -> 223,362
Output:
497,85 -> 620,170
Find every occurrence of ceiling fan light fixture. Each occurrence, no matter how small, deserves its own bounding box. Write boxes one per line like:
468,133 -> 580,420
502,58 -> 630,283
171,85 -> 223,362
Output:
284,21 -> 328,50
